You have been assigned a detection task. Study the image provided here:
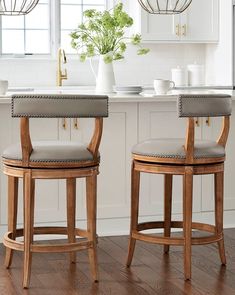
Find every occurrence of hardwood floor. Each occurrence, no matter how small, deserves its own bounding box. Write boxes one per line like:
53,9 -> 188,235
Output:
0,229 -> 235,295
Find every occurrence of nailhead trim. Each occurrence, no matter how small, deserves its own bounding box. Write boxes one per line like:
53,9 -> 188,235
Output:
132,151 -> 225,159
11,94 -> 109,118
178,94 -> 232,118
2,155 -> 100,163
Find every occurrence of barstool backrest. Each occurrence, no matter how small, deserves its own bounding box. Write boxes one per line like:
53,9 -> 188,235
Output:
177,94 -> 232,164
12,94 -> 108,118
11,94 -> 109,166
178,94 -> 232,118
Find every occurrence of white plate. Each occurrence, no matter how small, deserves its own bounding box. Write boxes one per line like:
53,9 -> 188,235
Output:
114,86 -> 142,91
141,93 -> 175,97
115,90 -> 142,94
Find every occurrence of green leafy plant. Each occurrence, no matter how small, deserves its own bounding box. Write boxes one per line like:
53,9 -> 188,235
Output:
70,2 -> 149,63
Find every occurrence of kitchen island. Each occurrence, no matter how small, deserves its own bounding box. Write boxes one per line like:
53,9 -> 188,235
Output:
0,88 -> 235,239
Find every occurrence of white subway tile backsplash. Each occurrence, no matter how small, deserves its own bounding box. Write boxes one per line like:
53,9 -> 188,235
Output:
0,43 -> 206,87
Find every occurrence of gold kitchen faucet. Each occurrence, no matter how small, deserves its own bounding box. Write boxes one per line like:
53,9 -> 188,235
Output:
57,48 -> 67,86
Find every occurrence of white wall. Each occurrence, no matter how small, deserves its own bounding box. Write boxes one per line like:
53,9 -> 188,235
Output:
0,43 -> 206,88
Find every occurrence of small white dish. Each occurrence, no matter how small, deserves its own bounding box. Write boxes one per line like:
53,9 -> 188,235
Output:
114,85 -> 142,94
115,90 -> 142,95
0,80 -> 8,95
141,93 -> 175,97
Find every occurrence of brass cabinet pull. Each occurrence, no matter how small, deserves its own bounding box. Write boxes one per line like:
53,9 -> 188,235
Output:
176,24 -> 181,36
62,118 -> 67,129
74,118 -> 79,129
206,117 -> 210,127
195,117 -> 200,127
182,24 -> 187,36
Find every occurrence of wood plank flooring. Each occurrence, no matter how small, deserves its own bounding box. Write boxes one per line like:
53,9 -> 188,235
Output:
0,228 -> 235,295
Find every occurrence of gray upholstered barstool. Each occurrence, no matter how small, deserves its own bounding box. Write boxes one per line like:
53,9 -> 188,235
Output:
126,94 -> 232,280
2,94 -> 108,288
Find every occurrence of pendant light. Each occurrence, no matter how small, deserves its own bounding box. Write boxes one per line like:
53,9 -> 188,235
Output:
138,0 -> 193,15
0,0 -> 39,15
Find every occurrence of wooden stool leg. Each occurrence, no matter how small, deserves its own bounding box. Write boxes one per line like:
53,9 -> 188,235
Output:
5,176 -> 19,268
183,167 -> 193,281
126,162 -> 140,267
164,174 -> 173,254
86,174 -> 98,282
23,172 -> 35,289
67,178 -> 76,264
214,171 -> 226,265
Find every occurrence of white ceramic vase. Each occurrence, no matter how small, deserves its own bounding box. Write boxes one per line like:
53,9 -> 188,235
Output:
90,53 -> 116,94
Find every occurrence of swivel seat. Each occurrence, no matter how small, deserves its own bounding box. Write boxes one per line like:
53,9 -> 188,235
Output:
2,94 -> 108,288
126,94 -> 232,280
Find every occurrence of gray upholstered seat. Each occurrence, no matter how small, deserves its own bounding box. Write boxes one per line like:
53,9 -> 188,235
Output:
2,141 -> 95,163
132,138 -> 225,159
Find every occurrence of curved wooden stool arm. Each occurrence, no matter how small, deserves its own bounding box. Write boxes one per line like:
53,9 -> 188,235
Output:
185,118 -> 195,164
88,118 -> 103,159
217,116 -> 230,147
20,118 -> 33,167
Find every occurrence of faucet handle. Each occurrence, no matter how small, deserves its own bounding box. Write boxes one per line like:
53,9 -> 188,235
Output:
62,69 -> 67,80
62,49 -> 67,64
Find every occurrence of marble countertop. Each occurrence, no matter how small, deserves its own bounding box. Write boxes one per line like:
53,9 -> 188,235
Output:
0,87 -> 234,104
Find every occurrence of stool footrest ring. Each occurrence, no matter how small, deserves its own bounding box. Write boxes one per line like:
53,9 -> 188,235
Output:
3,226 -> 94,253
132,221 -> 223,246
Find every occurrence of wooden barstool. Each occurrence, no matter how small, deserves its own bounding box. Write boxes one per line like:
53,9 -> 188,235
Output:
126,94 -> 232,280
2,94 -> 108,288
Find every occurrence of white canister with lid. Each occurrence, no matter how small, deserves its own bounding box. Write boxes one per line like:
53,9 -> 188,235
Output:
171,66 -> 188,87
0,80 -> 8,95
187,63 -> 205,86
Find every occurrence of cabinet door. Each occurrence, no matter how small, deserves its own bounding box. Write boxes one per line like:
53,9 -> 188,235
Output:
141,10 -> 180,41
181,0 -> 219,42
201,105 -> 235,213
135,0 -> 219,42
70,103 -> 138,222
138,102 -> 202,217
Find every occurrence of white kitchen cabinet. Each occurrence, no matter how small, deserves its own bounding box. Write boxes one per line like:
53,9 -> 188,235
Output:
180,0 -> 219,42
68,103 -> 138,221
130,0 -> 219,42
140,12 -> 180,41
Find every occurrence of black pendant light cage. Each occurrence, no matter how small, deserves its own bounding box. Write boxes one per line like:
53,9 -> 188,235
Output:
138,0 -> 193,15
0,0 -> 39,15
